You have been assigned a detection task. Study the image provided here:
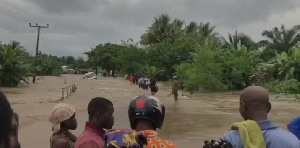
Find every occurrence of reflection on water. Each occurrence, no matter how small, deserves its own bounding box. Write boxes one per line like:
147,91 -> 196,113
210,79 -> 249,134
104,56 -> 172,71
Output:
7,75 -> 300,148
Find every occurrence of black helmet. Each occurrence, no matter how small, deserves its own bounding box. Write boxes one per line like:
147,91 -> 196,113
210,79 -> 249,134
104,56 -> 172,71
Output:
128,94 -> 165,129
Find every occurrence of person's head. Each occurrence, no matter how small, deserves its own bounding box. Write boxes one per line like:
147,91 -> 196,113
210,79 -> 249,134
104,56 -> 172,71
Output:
49,103 -> 77,132
173,76 -> 178,80
0,90 -> 13,147
88,97 -> 114,129
239,86 -> 271,121
128,95 -> 165,131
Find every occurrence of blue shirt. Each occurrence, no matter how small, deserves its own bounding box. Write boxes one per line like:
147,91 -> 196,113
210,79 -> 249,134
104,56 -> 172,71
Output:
222,120 -> 300,148
288,116 -> 300,140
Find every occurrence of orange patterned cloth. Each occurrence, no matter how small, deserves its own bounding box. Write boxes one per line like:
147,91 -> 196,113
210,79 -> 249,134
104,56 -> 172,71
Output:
139,130 -> 177,148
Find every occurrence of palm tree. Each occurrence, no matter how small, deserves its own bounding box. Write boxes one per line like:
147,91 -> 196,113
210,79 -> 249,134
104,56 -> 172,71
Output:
34,54 -> 63,76
144,66 -> 164,78
184,22 -> 218,37
223,30 -> 256,50
259,24 -> 300,53
0,44 -> 32,87
140,14 -> 171,45
185,21 -> 198,34
198,22 -> 218,37
140,14 -> 184,45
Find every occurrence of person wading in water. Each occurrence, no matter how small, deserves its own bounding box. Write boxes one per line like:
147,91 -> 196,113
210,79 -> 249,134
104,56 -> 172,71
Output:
128,94 -> 177,148
149,77 -> 158,95
172,76 -> 179,101
49,103 -> 78,148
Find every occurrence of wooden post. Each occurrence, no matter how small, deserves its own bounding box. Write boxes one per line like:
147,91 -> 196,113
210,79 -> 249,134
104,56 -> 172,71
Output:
61,84 -> 77,99
62,88 -> 64,99
67,86 -> 69,97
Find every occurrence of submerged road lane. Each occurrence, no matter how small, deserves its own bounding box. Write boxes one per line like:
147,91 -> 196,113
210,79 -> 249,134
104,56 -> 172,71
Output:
15,75 -> 300,148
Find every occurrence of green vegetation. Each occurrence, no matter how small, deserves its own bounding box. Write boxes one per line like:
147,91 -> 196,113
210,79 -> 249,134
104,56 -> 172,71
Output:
2,14 -> 300,95
0,41 -> 88,87
84,14 -> 300,94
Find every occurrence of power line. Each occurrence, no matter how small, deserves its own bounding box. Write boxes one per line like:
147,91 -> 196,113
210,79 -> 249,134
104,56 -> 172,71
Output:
2,0 -> 36,20
0,0 -> 42,23
0,5 -> 30,23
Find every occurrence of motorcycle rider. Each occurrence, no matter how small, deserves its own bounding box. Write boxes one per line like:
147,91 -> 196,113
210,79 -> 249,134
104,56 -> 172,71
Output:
128,94 -> 177,148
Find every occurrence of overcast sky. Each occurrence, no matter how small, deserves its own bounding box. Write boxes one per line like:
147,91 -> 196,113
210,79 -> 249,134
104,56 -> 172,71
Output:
0,0 -> 300,59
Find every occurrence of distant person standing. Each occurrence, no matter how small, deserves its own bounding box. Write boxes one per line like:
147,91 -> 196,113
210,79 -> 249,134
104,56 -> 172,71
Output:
149,77 -> 158,95
144,77 -> 150,90
172,76 -> 180,101
124,74 -> 128,80
129,74 -> 134,85
132,74 -> 136,85
134,74 -> 139,85
111,70 -> 115,78
138,77 -> 143,88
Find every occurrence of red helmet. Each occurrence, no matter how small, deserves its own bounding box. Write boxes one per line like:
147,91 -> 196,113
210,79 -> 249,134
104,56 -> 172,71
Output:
128,94 -> 165,129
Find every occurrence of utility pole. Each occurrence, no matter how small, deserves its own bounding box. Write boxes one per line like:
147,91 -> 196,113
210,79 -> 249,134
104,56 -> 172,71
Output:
29,23 -> 49,83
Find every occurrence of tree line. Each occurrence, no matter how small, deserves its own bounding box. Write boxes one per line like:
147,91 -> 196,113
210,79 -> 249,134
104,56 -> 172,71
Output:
0,41 -> 88,87
1,14 -> 300,94
85,14 -> 300,94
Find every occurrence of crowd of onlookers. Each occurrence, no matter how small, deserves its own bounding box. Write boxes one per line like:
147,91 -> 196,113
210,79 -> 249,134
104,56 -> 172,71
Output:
2,83 -> 300,148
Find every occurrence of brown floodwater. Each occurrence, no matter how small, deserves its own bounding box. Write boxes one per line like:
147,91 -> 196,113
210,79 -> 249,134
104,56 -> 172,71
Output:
2,74 -> 300,148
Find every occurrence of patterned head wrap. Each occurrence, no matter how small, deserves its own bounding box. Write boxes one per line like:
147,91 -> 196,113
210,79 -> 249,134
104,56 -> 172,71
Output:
49,103 -> 75,132
105,129 -> 147,148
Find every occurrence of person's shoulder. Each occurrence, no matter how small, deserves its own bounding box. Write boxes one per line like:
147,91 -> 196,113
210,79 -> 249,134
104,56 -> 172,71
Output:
265,128 -> 300,147
51,138 -> 70,148
75,131 -> 101,147
106,129 -> 133,134
222,130 -> 240,140
147,136 -> 177,148
75,141 -> 99,148
221,130 -> 242,148
76,130 -> 101,143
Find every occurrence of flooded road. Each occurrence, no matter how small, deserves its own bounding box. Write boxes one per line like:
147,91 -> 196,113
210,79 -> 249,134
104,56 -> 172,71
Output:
3,74 -> 300,148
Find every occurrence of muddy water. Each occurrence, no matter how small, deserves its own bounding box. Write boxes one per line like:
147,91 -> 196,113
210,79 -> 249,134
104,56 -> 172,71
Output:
2,75 -> 300,148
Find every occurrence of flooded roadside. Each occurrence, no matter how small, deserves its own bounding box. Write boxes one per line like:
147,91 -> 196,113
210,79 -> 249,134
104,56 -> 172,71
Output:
2,74 -> 300,147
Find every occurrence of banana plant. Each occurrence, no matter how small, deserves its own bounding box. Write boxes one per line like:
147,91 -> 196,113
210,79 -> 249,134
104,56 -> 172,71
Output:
144,66 -> 164,78
274,46 -> 300,80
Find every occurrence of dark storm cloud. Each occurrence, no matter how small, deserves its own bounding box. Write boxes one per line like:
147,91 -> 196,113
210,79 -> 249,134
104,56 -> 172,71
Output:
173,0 -> 299,27
1,0 -> 300,57
26,0 -> 101,14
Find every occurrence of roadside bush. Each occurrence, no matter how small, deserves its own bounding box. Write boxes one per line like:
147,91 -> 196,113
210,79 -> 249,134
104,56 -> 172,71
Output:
177,38 -> 227,92
264,79 -> 300,94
